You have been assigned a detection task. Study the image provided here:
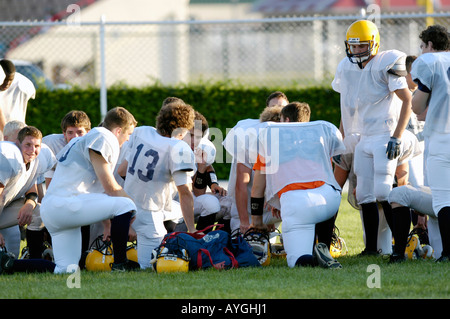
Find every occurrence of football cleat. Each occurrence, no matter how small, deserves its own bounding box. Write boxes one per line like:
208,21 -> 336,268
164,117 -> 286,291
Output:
0,247 -> 15,274
313,243 -> 342,269
243,229 -> 271,266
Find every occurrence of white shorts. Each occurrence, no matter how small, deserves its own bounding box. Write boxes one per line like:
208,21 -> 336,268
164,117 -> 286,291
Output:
40,193 -> 136,273
280,184 -> 341,268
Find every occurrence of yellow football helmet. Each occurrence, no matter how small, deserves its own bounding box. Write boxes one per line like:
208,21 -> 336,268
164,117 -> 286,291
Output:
345,20 -> 380,67
244,229 -> 271,266
152,237 -> 191,273
85,237 -> 115,272
126,241 -> 138,263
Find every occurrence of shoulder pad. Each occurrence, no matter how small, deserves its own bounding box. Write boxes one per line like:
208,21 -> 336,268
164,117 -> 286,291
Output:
373,50 -> 407,76
387,54 -> 407,77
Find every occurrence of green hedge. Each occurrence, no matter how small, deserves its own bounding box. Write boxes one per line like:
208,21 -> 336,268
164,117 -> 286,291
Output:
26,83 -> 341,180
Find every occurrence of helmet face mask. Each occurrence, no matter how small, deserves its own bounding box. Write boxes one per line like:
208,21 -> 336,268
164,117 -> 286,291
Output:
345,20 -> 380,68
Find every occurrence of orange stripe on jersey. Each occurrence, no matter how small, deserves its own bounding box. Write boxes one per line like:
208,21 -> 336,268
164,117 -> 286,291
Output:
253,154 -> 266,171
277,181 -> 325,198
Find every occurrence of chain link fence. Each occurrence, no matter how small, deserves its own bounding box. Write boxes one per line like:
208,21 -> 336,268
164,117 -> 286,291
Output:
1,12 -> 449,89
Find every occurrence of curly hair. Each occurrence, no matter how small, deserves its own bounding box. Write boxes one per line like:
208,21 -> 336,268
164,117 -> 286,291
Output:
259,105 -> 283,122
419,24 -> 450,51
156,101 -> 195,137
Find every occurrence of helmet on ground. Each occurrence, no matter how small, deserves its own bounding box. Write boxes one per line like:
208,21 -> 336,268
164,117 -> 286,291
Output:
85,236 -> 114,271
345,20 -> 380,67
152,236 -> 190,273
126,241 -> 138,263
244,229 -> 271,266
329,226 -> 348,259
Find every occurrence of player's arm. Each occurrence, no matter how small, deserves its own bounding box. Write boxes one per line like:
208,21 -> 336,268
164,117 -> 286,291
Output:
411,89 -> 430,116
89,149 -> 131,199
206,165 -> 226,196
235,162 -> 252,233
0,108 -> 6,134
116,159 -> 128,180
18,184 -> 39,226
392,87 -> 412,140
250,169 -> 266,231
176,183 -> 196,233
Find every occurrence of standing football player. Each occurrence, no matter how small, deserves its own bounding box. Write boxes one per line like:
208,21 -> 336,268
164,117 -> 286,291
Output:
409,24 -> 450,262
332,20 -> 412,255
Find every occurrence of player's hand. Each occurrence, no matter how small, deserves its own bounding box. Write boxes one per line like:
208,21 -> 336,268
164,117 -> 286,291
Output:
18,203 -> 34,226
386,136 -> 401,160
211,183 -> 227,196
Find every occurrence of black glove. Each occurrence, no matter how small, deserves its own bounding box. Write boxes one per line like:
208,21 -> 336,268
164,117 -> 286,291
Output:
386,136 -> 401,160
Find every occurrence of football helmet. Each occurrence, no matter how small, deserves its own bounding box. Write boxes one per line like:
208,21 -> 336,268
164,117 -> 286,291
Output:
405,231 -> 434,260
126,241 -> 138,263
329,226 -> 348,259
85,237 -> 114,271
244,229 -> 271,266
152,236 -> 190,273
345,20 -> 380,68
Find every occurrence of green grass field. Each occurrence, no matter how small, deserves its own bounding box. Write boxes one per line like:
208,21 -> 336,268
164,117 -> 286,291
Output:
1,193 -> 449,301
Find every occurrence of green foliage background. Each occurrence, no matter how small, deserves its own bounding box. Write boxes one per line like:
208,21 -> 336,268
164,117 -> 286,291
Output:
26,83 -> 341,179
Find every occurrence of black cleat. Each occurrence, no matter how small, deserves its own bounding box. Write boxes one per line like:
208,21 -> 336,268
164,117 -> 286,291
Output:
389,253 -> 406,264
110,259 -> 141,272
0,247 -> 15,274
313,243 -> 342,269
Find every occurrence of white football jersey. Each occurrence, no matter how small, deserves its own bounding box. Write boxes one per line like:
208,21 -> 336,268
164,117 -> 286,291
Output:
332,50 -> 408,141
122,126 -> 196,212
45,127 -> 120,197
0,72 -> 36,124
0,141 -> 32,211
256,121 -> 345,209
42,134 -> 66,157
222,118 -> 261,199
41,133 -> 66,180
410,51 -> 450,137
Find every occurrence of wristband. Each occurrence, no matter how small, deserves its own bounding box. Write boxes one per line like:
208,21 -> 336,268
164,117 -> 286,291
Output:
193,171 -> 208,189
207,172 -> 218,186
250,197 -> 264,216
24,192 -> 38,205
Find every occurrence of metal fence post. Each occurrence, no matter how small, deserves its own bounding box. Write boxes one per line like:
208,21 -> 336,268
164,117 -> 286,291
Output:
100,14 -> 107,121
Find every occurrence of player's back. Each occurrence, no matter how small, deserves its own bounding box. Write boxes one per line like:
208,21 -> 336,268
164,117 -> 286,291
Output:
411,52 -> 450,136
122,126 -> 195,211
257,121 -> 345,207
45,127 -> 119,197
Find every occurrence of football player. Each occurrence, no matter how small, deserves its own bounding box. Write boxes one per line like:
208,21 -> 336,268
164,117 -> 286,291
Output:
117,101 -> 197,269
332,20 -> 412,256
409,24 -> 450,262
0,59 -> 36,138
250,102 -> 345,268
40,107 -> 138,273
223,92 -> 289,234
